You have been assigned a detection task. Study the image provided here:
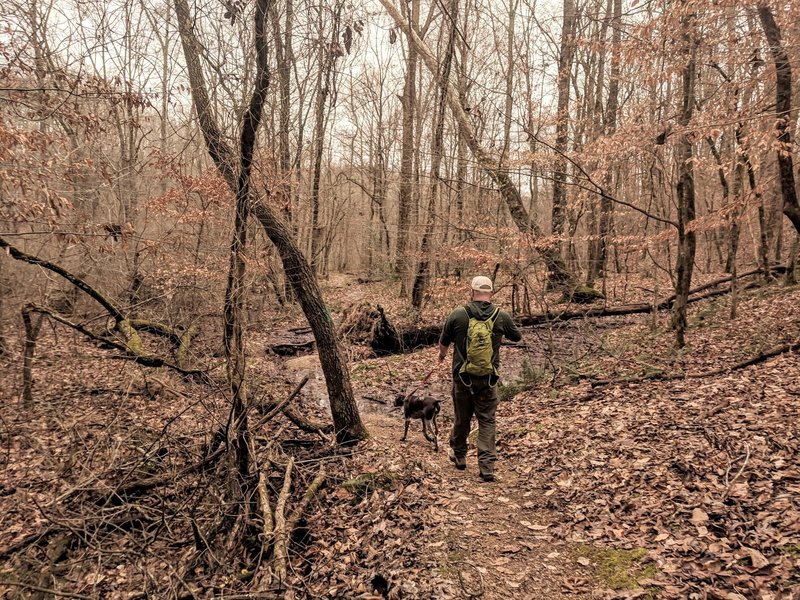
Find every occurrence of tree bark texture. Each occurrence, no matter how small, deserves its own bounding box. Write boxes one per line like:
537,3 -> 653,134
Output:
757,5 -> 800,235
671,5 -> 698,348
175,0 -> 367,442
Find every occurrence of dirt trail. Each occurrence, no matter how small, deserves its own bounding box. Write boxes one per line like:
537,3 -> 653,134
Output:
362,407 -> 576,599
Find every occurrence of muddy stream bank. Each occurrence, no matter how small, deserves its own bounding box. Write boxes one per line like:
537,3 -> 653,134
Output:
279,315 -> 638,415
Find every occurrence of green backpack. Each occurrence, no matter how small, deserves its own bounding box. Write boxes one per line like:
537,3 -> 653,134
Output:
460,305 -> 500,378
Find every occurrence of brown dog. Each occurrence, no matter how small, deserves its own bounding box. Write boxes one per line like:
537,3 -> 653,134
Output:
395,393 -> 441,451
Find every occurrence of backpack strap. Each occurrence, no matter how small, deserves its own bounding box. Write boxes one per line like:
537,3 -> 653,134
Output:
463,305 -> 500,323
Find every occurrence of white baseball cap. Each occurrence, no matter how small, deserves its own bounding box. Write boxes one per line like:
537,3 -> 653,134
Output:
471,276 -> 493,292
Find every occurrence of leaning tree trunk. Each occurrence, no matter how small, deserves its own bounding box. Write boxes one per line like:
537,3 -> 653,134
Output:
672,5 -> 698,348
379,0 -> 575,287
175,0 -> 366,442
757,5 -> 800,235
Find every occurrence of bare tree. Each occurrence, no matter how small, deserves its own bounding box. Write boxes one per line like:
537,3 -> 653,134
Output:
551,0 -> 577,260
757,3 -> 800,235
672,3 -> 698,348
411,0 -> 458,310
175,0 -> 366,443
379,0 -> 575,287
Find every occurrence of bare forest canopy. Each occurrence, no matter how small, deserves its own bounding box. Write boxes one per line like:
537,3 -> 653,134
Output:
1,0 -> 800,596
1,0 -> 799,312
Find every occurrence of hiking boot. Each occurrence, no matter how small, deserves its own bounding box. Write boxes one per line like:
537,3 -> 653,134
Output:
478,472 -> 495,483
448,448 -> 466,470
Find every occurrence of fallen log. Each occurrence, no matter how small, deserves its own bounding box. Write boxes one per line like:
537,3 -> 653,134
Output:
256,471 -> 274,584
252,376 -> 309,432
343,273 -> 769,355
272,457 -> 294,589
254,388 -> 333,437
517,280 -> 760,326
268,338 -> 315,356
3,236 -> 199,363
24,304 -> 204,378
270,462 -> 325,591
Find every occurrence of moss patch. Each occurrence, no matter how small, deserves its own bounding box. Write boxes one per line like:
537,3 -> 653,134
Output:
562,285 -> 605,304
340,470 -> 396,497
574,545 -> 658,594
779,544 -> 800,558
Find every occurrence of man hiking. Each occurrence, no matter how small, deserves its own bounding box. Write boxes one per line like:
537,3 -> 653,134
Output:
438,276 -> 522,482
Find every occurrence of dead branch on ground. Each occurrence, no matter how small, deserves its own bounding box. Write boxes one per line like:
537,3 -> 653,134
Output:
591,339 -> 800,387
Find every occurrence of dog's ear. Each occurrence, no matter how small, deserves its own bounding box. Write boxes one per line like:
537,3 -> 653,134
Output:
394,395 -> 405,407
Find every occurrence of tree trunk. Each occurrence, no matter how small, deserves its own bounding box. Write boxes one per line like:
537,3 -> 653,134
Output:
596,0 -> 621,281
411,0 -> 457,310
726,125 -> 745,274
309,5 -> 340,272
175,0 -> 366,442
269,0 -> 294,220
551,0 -> 577,254
371,120 -> 390,267
251,202 -> 366,440
586,0 -> 611,285
21,307 -> 44,405
501,0 -> 518,165
223,0 -> 275,483
671,5 -> 698,348
453,14 -> 470,280
757,5 -> 800,235
395,0 -> 419,295
379,0 -> 575,287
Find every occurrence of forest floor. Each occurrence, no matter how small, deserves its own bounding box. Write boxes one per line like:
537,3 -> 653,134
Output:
289,276 -> 800,600
0,273 -> 799,599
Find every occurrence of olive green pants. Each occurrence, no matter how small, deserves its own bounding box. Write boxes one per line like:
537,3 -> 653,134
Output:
449,377 -> 499,476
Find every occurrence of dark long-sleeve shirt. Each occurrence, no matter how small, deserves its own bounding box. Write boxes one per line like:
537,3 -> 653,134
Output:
439,301 -> 522,379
